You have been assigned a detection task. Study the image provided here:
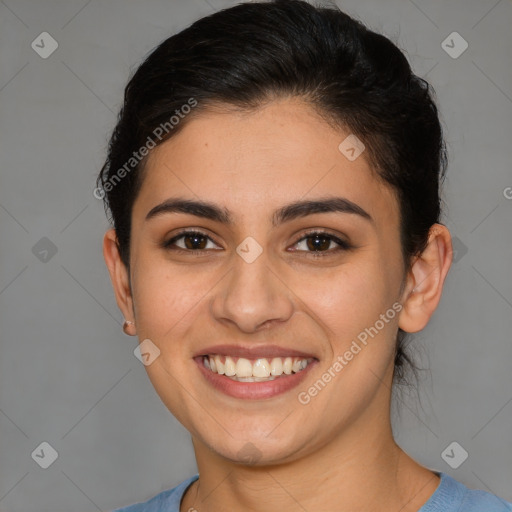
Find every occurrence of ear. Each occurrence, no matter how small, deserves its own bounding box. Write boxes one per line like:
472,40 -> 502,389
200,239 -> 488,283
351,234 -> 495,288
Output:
103,228 -> 136,333
398,223 -> 453,333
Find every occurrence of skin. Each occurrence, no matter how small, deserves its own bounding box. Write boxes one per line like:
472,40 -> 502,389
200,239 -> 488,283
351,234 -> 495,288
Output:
103,97 -> 453,512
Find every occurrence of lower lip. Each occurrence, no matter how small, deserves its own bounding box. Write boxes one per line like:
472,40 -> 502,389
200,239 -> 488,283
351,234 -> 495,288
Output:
194,357 -> 317,400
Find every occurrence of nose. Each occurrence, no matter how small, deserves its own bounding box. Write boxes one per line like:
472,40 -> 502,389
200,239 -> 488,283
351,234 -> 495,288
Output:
209,248 -> 294,333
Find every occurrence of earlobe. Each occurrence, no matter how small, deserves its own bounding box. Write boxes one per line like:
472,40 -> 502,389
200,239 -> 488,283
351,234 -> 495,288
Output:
103,229 -> 137,334
398,224 -> 453,333
122,319 -> 137,336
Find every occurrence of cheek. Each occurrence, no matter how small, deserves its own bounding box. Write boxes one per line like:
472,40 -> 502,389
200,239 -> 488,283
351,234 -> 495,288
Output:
298,261 -> 400,396
295,261 -> 392,335
295,267 -> 399,413
130,259 -> 206,351
131,248 -> 398,347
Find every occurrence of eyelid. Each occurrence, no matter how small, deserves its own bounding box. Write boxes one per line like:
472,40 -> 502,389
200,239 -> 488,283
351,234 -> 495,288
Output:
163,227 -> 352,255
163,228 -> 223,250
289,229 -> 352,253
293,227 -> 348,242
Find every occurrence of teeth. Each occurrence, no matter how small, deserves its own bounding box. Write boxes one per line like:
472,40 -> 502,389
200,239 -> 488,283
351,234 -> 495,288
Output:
224,356 -> 236,376
214,355 -> 224,374
229,375 -> 278,382
283,357 -> 292,375
235,357 -> 253,377
270,357 -> 283,376
203,355 -> 312,379
253,358 -> 271,378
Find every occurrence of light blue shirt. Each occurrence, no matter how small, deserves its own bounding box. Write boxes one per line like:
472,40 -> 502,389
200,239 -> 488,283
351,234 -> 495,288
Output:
112,472 -> 512,511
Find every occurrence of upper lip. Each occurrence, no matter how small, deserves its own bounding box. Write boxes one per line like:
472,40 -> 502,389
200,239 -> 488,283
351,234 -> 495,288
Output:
194,344 -> 318,360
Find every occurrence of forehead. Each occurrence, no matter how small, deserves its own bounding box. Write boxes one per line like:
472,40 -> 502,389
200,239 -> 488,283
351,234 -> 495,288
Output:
133,98 -> 399,228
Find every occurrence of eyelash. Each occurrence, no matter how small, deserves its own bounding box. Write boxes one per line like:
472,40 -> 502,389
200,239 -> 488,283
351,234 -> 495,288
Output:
162,229 -> 353,257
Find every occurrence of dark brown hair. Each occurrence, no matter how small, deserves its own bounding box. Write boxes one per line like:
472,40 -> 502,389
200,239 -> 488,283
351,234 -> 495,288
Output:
96,0 -> 447,385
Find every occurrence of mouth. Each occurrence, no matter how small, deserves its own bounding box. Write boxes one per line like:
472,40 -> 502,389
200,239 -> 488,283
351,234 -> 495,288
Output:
201,354 -> 314,381
193,346 -> 318,399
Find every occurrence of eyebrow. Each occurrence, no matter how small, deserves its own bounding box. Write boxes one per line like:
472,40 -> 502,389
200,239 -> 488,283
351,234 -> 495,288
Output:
145,196 -> 374,227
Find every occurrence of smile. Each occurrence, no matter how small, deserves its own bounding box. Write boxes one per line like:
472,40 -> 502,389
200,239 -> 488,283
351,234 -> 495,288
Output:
195,351 -> 318,399
203,355 -> 314,382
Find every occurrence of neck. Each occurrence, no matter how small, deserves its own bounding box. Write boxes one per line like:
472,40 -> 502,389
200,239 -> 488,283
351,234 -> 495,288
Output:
181,398 -> 440,512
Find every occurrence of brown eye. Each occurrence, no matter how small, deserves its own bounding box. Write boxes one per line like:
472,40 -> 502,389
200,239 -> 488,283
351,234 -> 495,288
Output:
182,233 -> 208,250
162,229 -> 352,257
305,234 -> 332,251
290,231 -> 352,256
163,230 -> 220,252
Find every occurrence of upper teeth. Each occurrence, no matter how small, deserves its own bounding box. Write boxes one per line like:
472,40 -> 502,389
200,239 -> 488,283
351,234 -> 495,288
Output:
203,355 -> 311,379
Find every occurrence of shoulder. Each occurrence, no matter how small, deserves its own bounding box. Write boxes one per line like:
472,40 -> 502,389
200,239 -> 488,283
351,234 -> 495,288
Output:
420,472 -> 512,512
111,475 -> 199,512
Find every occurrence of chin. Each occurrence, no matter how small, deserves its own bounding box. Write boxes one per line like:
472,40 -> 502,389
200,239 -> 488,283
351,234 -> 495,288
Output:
200,428 -> 309,467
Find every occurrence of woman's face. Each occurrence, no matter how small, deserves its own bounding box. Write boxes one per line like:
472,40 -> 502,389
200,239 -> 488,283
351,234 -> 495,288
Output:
125,97 -> 410,464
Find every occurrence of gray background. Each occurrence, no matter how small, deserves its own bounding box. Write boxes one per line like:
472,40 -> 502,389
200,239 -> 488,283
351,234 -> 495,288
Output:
0,0 -> 511,510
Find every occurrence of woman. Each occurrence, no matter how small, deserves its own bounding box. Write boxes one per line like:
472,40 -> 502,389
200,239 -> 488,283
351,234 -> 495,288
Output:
97,1 -> 512,510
